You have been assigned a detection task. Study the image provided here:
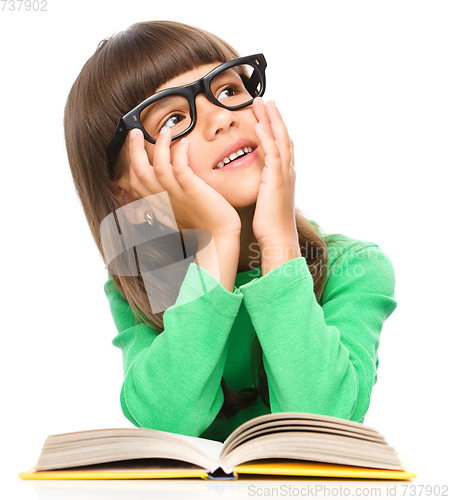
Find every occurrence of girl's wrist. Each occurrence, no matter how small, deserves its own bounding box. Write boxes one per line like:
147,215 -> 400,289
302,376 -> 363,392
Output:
193,228 -> 241,251
259,237 -> 301,277
194,232 -> 241,293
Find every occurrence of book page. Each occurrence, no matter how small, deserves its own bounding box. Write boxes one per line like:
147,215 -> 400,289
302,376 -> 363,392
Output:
222,413 -> 384,459
221,432 -> 402,473
173,434 -> 223,463
35,428 -> 224,472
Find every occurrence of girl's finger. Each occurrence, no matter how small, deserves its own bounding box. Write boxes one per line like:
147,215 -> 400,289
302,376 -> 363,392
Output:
128,131 -> 178,222
128,129 -> 162,197
252,97 -> 274,139
128,129 -> 179,224
264,101 -> 292,171
289,136 -> 295,169
253,98 -> 292,174
254,122 -> 283,170
151,127 -> 183,196
171,138 -> 195,188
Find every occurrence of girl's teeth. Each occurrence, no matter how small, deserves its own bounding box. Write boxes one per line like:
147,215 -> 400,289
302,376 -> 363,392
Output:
215,147 -> 254,169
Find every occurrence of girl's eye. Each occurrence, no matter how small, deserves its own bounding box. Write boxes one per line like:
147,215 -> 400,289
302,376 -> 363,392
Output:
218,86 -> 238,100
162,114 -> 185,129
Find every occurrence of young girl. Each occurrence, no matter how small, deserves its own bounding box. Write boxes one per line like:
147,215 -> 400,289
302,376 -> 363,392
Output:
64,20 -> 397,442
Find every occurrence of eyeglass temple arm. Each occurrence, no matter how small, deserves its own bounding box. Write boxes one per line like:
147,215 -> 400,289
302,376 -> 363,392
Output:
107,118 -> 128,172
248,71 -> 261,96
248,56 -> 267,96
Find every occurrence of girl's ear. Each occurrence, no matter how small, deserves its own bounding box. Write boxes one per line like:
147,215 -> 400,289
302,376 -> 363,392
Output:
112,179 -> 179,231
115,184 -> 137,208
112,181 -> 144,225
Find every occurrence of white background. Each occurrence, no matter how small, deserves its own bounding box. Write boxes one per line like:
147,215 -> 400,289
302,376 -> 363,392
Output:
1,1 -> 449,498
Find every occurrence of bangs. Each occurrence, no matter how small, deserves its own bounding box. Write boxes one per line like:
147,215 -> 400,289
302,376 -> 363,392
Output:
98,21 -> 240,118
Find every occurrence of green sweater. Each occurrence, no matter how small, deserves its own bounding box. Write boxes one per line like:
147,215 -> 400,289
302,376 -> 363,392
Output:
104,226 -> 397,442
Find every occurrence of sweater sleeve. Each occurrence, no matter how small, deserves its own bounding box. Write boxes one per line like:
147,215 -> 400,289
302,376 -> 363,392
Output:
104,263 -> 243,437
238,243 -> 397,423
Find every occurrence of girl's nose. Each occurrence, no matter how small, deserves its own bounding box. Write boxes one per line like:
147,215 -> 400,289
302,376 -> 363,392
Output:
195,94 -> 238,139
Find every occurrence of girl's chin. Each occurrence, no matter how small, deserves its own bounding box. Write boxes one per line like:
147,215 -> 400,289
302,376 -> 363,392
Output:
229,197 -> 258,211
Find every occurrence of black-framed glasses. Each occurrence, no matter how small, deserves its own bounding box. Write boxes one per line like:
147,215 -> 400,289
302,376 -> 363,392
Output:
106,53 -> 267,172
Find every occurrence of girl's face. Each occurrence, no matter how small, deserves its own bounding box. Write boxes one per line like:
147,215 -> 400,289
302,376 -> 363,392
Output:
142,63 -> 265,210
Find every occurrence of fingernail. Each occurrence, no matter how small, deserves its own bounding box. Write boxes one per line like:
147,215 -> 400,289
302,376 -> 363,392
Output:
256,123 -> 264,130
270,100 -> 277,108
160,127 -> 168,135
130,129 -> 139,140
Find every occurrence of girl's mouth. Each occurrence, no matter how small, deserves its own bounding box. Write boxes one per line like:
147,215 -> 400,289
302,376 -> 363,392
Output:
213,147 -> 258,172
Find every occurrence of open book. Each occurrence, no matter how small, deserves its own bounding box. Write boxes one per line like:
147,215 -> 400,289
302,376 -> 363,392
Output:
19,412 -> 416,480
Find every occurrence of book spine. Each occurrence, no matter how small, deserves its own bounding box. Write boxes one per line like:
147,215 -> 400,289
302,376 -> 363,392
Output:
206,468 -> 237,480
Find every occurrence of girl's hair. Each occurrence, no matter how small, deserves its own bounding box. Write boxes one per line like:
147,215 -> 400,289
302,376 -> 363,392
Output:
64,20 -> 339,432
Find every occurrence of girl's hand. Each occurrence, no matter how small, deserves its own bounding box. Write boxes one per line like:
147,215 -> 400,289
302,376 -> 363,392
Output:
252,98 -> 297,248
126,127 -> 242,239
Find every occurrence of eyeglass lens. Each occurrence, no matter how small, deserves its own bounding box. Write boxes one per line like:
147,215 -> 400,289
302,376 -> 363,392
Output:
139,62 -> 263,141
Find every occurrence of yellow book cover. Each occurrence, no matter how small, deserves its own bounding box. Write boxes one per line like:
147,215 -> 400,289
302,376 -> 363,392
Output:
19,413 -> 417,481
19,459 -> 416,481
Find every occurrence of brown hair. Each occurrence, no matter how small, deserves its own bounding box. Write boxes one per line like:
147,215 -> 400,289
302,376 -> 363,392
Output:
64,20 -> 339,429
